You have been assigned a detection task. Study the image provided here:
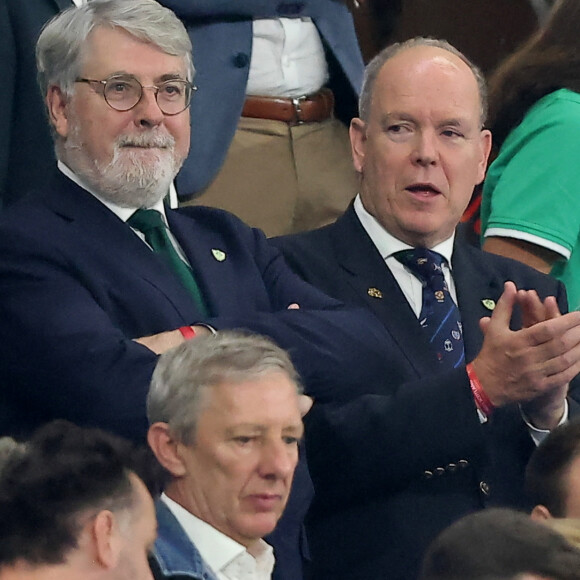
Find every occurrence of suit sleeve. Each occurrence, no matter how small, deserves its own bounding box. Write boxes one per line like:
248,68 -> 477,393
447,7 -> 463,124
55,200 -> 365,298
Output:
0,228 -> 158,441
303,366 -> 490,508
196,221 -> 395,404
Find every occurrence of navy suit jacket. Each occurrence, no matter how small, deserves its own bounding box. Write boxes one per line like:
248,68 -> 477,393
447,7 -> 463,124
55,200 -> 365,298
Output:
0,0 -> 72,207
0,174 -> 399,580
274,204 -> 580,580
0,173 -> 391,441
156,0 -> 363,196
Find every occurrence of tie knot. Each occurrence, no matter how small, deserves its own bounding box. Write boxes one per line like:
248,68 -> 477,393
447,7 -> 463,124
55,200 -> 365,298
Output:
127,209 -> 165,233
395,248 -> 446,283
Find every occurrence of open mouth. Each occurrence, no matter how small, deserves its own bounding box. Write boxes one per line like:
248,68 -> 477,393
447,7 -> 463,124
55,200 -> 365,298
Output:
406,183 -> 441,196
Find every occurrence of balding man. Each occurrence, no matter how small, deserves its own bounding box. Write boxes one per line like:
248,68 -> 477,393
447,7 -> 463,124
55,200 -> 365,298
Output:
274,38 -> 580,579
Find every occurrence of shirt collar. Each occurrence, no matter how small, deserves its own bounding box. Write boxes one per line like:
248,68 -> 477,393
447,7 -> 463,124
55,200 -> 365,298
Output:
161,493 -> 274,575
353,194 -> 456,268
57,160 -> 168,224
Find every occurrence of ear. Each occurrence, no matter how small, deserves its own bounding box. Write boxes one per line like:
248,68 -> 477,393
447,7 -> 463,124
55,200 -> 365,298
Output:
530,504 -> 553,521
147,423 -> 188,477
92,510 -> 122,570
46,85 -> 71,139
349,117 -> 367,174
475,128 -> 492,185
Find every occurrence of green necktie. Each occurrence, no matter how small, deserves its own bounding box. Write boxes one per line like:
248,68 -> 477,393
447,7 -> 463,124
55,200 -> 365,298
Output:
128,209 -> 209,316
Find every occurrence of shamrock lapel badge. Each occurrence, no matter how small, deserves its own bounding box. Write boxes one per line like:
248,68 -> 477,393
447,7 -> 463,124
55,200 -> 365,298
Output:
211,249 -> 226,262
367,287 -> 383,299
481,298 -> 496,311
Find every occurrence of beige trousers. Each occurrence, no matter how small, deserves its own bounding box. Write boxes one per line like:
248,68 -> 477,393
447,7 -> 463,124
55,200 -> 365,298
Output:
181,116 -> 358,237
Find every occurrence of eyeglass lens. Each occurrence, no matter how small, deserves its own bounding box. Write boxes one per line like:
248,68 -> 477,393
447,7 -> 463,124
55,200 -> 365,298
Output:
104,76 -> 191,115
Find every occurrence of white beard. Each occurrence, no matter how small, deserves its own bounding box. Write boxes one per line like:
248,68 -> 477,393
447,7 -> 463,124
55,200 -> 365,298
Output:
63,127 -> 185,208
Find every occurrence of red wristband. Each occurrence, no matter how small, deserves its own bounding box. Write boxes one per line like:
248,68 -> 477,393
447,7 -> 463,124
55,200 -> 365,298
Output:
178,326 -> 196,340
466,362 -> 495,417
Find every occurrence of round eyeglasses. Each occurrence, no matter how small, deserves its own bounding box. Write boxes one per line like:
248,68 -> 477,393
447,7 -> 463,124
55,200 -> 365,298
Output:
75,75 -> 196,116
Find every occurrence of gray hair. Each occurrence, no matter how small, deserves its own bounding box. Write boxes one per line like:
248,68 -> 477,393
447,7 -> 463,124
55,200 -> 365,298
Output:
359,37 -> 488,127
36,0 -> 194,99
147,332 -> 302,445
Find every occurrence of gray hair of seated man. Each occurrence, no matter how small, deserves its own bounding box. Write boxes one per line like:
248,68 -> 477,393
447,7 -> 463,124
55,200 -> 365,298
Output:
36,0 -> 194,99
147,331 -> 303,445
358,37 -> 488,127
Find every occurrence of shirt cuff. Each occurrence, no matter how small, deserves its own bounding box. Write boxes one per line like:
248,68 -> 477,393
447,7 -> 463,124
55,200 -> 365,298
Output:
520,399 -> 569,446
193,323 -> 217,334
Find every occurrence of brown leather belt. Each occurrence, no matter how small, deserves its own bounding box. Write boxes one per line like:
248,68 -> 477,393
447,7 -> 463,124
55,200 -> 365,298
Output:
242,88 -> 334,124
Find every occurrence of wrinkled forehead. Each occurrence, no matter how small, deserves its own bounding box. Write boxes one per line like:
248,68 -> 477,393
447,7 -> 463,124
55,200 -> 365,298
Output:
374,46 -> 482,120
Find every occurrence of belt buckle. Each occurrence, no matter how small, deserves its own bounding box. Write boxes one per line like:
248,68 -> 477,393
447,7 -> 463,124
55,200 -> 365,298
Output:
291,95 -> 307,125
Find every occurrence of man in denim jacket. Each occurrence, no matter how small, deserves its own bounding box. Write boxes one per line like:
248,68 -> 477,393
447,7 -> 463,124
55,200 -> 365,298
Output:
147,333 -> 306,580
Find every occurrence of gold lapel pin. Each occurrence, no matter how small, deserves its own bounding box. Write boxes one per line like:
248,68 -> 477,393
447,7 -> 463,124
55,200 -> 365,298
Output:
367,287 -> 383,299
211,249 -> 226,262
482,299 -> 496,311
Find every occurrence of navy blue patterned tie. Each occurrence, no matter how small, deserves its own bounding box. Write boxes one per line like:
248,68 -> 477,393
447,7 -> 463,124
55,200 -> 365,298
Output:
396,248 -> 464,369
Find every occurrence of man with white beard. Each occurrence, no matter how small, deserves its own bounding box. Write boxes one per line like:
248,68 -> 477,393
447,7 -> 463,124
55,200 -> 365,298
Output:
0,0 -> 387,443
0,4 -> 393,577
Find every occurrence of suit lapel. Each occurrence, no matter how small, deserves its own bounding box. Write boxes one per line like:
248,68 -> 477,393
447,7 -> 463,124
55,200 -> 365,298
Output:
44,173 -> 202,321
329,207 -> 441,376
452,240 -> 505,362
165,210 -> 234,317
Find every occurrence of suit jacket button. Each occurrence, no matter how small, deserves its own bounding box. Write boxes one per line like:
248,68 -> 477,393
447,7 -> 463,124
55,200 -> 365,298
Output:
435,467 -> 445,476
423,470 -> 433,479
446,463 -> 457,472
480,481 -> 490,496
458,459 -> 469,469
232,52 -> 250,68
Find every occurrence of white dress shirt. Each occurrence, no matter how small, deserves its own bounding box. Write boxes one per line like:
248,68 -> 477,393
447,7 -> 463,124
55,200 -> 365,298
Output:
162,494 -> 275,580
247,18 -> 328,97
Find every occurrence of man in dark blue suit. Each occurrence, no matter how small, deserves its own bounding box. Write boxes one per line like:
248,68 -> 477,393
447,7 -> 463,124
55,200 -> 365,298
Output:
274,38 -> 580,579
0,0 -> 386,443
0,3 -> 388,578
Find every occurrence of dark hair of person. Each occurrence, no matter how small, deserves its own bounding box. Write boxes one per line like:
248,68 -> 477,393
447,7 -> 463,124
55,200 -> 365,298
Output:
487,0 -> 580,148
419,508 -> 580,580
0,420 -> 142,567
526,419 -> 580,517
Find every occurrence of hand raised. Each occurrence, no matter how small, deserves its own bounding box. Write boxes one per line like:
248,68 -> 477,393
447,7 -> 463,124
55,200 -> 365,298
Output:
473,282 -> 580,408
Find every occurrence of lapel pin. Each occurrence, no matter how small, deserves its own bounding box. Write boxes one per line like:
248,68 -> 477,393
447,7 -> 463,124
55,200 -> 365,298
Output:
211,249 -> 226,262
367,287 -> 383,299
482,299 -> 496,311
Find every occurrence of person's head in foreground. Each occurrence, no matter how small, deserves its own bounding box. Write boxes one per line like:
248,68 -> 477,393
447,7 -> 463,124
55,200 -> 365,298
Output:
147,331 -> 304,549
0,420 -> 157,580
419,508 -> 580,580
352,36 -> 491,248
527,418 -> 580,521
36,0 -> 193,209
